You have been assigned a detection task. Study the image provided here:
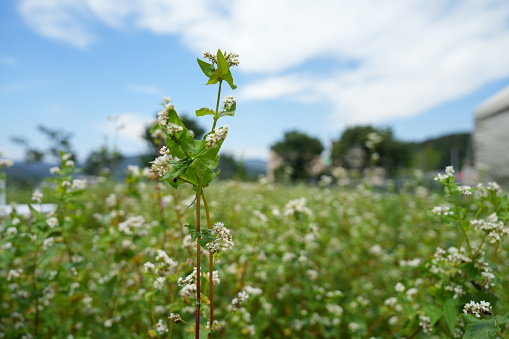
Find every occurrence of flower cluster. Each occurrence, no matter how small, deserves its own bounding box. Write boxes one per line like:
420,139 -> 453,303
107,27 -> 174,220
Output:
203,51 -> 239,67
205,126 -> 228,150
283,197 -> 312,217
418,313 -> 432,334
223,95 -> 235,110
207,222 -> 234,253
470,213 -> 508,243
429,246 -> 471,275
434,165 -> 455,181
231,291 -> 249,310
168,313 -> 182,323
463,300 -> 492,318
431,205 -> 453,216
458,185 -> 472,195
151,153 -> 171,177
177,267 -> 199,286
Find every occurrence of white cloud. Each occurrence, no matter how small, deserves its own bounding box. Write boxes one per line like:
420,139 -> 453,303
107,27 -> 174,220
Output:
93,113 -> 151,153
125,84 -> 161,95
18,0 -> 509,126
18,0 -> 95,48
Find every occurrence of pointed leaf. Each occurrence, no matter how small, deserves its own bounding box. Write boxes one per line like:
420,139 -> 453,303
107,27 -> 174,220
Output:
197,58 -> 215,77
196,107 -> 215,117
463,314 -> 500,339
216,49 -> 236,89
443,298 -> 459,333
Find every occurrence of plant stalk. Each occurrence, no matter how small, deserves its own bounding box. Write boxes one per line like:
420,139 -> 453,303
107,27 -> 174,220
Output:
195,178 -> 203,339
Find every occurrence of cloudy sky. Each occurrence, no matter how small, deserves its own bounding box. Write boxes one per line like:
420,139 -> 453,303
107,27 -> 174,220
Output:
2,0 -> 509,163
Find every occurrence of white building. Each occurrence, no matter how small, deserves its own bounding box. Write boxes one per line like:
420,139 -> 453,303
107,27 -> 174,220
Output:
474,84 -> 509,186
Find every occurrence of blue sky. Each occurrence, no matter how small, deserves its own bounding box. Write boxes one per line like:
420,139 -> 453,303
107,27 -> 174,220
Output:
1,0 -> 509,163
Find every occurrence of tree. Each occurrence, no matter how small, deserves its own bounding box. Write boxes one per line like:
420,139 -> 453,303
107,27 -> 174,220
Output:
272,131 -> 324,182
331,125 -> 411,176
83,145 -> 123,176
11,125 -> 76,163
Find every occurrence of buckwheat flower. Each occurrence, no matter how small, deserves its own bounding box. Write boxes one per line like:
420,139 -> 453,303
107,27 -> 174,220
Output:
284,197 -> 312,217
162,96 -> 171,103
207,222 -> 234,253
205,126 -> 229,150
388,316 -> 399,326
167,123 -> 183,135
178,267 -> 199,286
104,319 -> 113,328
463,300 -> 492,318
105,194 -> 116,207
127,165 -> 140,177
434,165 -> 455,181
7,268 -> 23,281
223,95 -> 235,110
419,313 -> 432,333
157,109 -> 169,126
231,291 -> 249,310
203,50 -> 217,65
71,179 -> 86,191
348,322 -> 360,331
168,313 -> 182,323
41,237 -> 54,250
154,277 -> 166,290
431,205 -> 453,216
6,227 -> 17,235
46,216 -> 58,228
62,153 -> 72,161
12,217 -> 20,225
155,319 -> 168,334
65,160 -> 74,168
384,297 -> 397,307
151,154 -> 171,177
225,51 -> 240,67
406,288 -> 418,298
143,262 -> 156,273
32,189 -> 43,203
164,102 -> 174,109
0,158 -> 14,168
179,284 -> 197,299
487,181 -> 501,192
50,166 -> 60,174
395,282 -> 405,293
458,185 -> 472,195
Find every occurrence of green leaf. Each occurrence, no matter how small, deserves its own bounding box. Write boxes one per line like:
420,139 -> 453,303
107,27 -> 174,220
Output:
197,58 -> 215,77
423,305 -> 442,326
28,204 -> 47,222
463,314 -> 500,339
202,168 -> 220,188
196,107 -> 215,117
206,68 -> 222,85
216,49 -> 237,90
495,312 -> 509,325
184,225 -> 200,241
197,229 -> 215,248
443,298 -> 459,333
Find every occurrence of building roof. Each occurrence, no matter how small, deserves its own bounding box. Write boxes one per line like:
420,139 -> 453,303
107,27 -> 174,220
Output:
475,84 -> 509,121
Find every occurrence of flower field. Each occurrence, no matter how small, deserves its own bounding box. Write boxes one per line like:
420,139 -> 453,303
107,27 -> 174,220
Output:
1,161 -> 509,338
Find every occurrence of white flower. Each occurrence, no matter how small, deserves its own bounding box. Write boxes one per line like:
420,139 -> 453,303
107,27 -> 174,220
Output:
458,185 -> 472,195
395,282 -> 405,293
50,167 -> 60,174
46,217 -> 59,228
463,300 -> 492,318
32,190 -> 43,203
154,277 -> 166,290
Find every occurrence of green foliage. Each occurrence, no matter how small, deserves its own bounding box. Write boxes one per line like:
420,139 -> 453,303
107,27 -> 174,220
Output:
272,130 -> 324,182
331,125 -> 411,175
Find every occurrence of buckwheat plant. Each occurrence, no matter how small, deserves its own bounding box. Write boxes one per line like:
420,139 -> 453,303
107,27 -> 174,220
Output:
365,165 -> 509,338
149,49 -> 238,338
